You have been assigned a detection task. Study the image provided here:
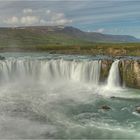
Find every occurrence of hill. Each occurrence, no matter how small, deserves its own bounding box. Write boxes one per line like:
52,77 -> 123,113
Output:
0,26 -> 139,48
0,26 -> 139,56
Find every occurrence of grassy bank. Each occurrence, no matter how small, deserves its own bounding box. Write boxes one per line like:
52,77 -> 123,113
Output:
0,43 -> 139,56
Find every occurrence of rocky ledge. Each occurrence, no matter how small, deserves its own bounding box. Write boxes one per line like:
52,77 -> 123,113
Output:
100,59 -> 140,89
120,60 -> 140,89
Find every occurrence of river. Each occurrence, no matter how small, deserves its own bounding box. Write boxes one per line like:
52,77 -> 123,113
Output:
0,52 -> 140,139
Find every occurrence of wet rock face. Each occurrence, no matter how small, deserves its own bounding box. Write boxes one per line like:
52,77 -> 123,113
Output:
100,59 -> 140,89
100,60 -> 113,82
120,60 -> 140,89
101,105 -> 111,110
0,56 -> 5,60
134,61 -> 140,87
136,107 -> 140,113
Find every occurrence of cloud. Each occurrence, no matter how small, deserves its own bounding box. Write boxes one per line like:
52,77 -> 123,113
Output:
96,28 -> 105,33
21,16 -> 39,25
4,16 -> 19,25
3,8 -> 72,26
4,16 -> 39,26
45,10 -> 72,25
23,8 -> 33,14
46,19 -> 72,25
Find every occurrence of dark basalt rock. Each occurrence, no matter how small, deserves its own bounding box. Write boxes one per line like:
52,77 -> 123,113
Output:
110,96 -> 116,99
135,107 -> 140,113
120,60 -> 140,89
101,105 -> 111,110
0,55 -> 5,60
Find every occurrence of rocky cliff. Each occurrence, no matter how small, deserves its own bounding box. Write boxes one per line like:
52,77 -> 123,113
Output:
120,60 -> 140,89
100,59 -> 140,89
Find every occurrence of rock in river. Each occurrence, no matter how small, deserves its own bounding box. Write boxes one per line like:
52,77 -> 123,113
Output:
101,105 -> 111,110
135,107 -> 140,113
0,55 -> 5,60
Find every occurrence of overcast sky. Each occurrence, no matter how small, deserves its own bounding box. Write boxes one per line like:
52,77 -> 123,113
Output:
0,0 -> 140,38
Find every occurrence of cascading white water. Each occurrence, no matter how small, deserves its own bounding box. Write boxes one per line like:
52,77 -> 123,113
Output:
107,60 -> 121,88
0,59 -> 101,85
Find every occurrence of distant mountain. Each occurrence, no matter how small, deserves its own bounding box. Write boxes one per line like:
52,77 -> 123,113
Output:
16,26 -> 140,42
63,26 -> 140,42
0,26 -> 139,49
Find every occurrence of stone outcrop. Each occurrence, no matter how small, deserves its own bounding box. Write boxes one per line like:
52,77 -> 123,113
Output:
100,60 -> 112,82
100,105 -> 111,110
136,107 -> 140,113
100,59 -> 140,89
120,60 -> 140,89
0,56 -> 5,60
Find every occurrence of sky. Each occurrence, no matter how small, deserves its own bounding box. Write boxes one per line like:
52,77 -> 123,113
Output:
0,0 -> 140,38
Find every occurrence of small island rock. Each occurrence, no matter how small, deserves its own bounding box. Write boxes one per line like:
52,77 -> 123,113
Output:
0,56 -> 5,60
101,105 -> 111,110
136,107 -> 140,113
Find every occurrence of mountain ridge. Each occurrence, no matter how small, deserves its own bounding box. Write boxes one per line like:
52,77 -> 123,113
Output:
0,26 -> 139,50
13,25 -> 140,42
0,25 -> 139,42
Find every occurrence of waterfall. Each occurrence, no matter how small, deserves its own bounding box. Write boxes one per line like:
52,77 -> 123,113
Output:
107,60 -> 121,88
0,59 -> 101,85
